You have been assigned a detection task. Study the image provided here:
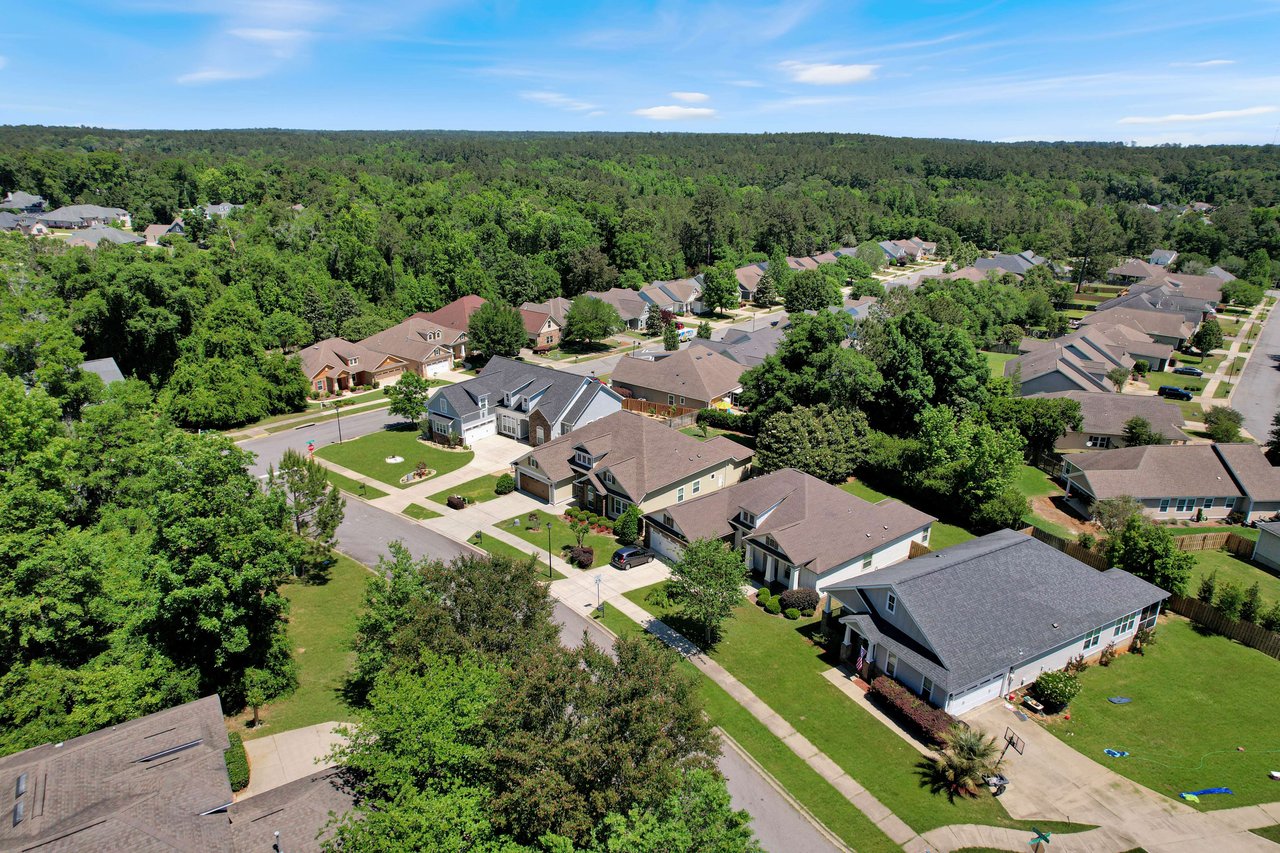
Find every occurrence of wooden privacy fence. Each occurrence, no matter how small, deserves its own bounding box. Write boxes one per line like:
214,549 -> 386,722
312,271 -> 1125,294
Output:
621,398 -> 700,420
1166,595 -> 1280,661
1173,531 -> 1256,558
1022,526 -> 1110,570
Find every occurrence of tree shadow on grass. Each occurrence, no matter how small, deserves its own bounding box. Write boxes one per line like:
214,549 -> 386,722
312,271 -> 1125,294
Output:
386,421 -> 417,433
913,755 -> 977,805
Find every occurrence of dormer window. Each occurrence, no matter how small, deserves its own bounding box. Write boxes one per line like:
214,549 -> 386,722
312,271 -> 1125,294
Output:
886,592 -> 897,614
477,394 -> 489,416
347,357 -> 359,367
739,510 -> 756,527
602,471 -> 613,485
574,450 -> 593,468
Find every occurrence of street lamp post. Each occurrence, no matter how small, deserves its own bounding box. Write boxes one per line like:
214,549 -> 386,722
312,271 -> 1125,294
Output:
545,522 -> 553,580
595,574 -> 603,611
325,399 -> 345,444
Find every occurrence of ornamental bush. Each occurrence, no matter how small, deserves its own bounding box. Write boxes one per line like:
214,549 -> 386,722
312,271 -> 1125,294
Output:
1032,670 -> 1081,711
868,676 -> 956,747
569,546 -> 594,569
614,505 -> 641,545
494,473 -> 515,495
225,732 -> 249,792
764,597 -> 782,615
755,588 -> 772,606
784,607 -> 801,620
778,588 -> 820,613
695,408 -> 757,434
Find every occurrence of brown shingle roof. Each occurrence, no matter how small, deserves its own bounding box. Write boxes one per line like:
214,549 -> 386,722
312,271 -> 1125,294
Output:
417,295 -> 487,332
299,337 -> 402,380
1066,445 -> 1243,500
359,317 -> 457,364
610,348 -> 745,403
1214,444 -> 1280,502
519,308 -> 554,337
518,410 -> 752,499
1079,307 -> 1191,342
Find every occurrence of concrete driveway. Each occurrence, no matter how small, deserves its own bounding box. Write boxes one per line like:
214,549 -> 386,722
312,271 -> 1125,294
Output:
239,722 -> 348,800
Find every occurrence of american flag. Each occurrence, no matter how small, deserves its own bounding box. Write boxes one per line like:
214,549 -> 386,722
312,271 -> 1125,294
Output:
855,649 -> 865,672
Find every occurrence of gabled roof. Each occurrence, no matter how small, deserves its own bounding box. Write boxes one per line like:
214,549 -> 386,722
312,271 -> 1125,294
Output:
690,322 -> 787,367
0,211 -> 22,231
1080,305 -> 1192,341
1148,248 -> 1178,265
1,190 -> 44,209
1108,258 -> 1163,279
299,337 -> 400,380
1029,390 -> 1189,441
418,295 -> 487,333
203,202 -> 243,217
585,288 -> 648,321
518,410 -> 752,498
829,530 -> 1167,689
1137,273 -> 1223,303
649,468 -> 934,576
734,263 -> 767,293
0,696 -> 236,852
923,265 -> 1013,284
1008,326 -> 1135,393
359,316 -> 458,364
65,224 -> 144,246
521,296 -> 574,325
228,767 -> 350,852
432,355 -> 609,423
1205,265 -> 1236,282
519,308 -> 556,337
974,250 -> 1047,276
1065,444 -> 1244,500
611,347 -> 746,402
81,357 -> 125,384
1214,443 -> 1280,503
37,204 -> 129,224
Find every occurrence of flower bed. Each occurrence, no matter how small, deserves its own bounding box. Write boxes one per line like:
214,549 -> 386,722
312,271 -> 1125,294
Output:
868,676 -> 957,747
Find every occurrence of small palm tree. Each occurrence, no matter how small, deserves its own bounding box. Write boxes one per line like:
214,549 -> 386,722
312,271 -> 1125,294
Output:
934,725 -> 998,796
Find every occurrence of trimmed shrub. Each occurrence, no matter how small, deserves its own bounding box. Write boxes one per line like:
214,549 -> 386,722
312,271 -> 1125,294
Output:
225,732 -> 249,792
764,597 -> 782,615
695,407 -> 756,434
755,588 -> 772,606
1215,582 -> 1244,620
494,473 -> 515,495
615,505 -> 641,545
1031,670 -> 1081,712
783,607 -> 801,620
801,608 -> 814,618
446,495 -> 466,510
569,546 -> 594,569
1098,642 -> 1117,666
778,588 -> 820,613
869,676 -> 956,747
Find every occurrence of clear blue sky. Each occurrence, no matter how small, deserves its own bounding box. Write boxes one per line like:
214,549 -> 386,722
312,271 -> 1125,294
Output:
3,1 -> 1278,143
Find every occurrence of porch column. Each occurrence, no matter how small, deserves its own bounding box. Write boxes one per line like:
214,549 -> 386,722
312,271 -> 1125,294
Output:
764,555 -> 775,584
839,624 -> 853,662
842,624 -> 852,646
790,567 -> 800,590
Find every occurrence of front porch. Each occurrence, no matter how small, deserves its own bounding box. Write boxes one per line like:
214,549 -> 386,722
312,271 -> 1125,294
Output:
744,539 -> 802,590
572,480 -> 631,520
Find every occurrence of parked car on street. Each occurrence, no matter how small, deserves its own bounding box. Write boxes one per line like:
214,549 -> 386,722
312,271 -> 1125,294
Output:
610,546 -> 653,570
1158,385 -> 1194,401
1172,366 -> 1204,377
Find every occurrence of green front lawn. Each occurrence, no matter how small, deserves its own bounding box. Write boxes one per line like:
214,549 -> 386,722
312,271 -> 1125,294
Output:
1173,352 -> 1224,373
1253,825 -> 1280,844
475,535 -> 564,580
621,582 -> 1091,834
401,503 -> 442,521
1217,318 -> 1244,338
1191,549 -> 1280,602
316,427 -> 474,489
325,470 -> 389,500
1172,399 -> 1207,421
427,474 -> 505,506
1046,617 -> 1280,809
983,350 -> 1017,379
503,509 -> 618,568
1144,373 -> 1208,394
238,552 -> 367,738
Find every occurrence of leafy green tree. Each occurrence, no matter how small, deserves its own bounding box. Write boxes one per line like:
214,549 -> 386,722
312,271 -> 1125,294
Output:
1240,582 -> 1263,624
467,301 -> 527,360
645,303 -> 664,335
856,241 -> 886,271
270,448 -> 345,577
1123,416 -> 1167,446
755,404 -> 869,483
1070,206 -> 1121,290
1106,366 -> 1131,392
696,320 -> 712,339
615,505 -> 642,545
752,271 -> 777,307
663,322 -> 680,351
1190,318 -> 1223,355
1244,248 -> 1273,286
564,295 -> 624,346
950,241 -> 980,270
1269,405 -> 1280,461
1105,515 -> 1194,595
669,540 -> 749,645
386,370 -> 435,422
1204,406 -> 1244,443
700,261 -> 740,315
984,395 -> 1082,464
1090,495 -> 1142,537
783,269 -> 839,312
244,667 -> 272,727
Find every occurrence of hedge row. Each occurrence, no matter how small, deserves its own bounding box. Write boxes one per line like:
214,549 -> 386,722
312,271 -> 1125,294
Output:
564,507 -> 615,533
868,676 -> 956,747
695,408 -> 756,434
225,731 -> 249,792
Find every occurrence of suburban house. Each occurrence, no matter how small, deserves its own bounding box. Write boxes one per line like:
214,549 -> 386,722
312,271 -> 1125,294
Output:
425,356 -> 622,446
1074,320 -> 1174,371
825,530 -> 1167,715
1078,306 -> 1194,350
974,249 -> 1048,276
1029,390 -> 1190,450
522,296 -> 573,326
1005,326 -> 1137,395
1,190 -> 46,212
1140,272 -> 1223,303
81,357 -> 125,385
300,337 -> 409,393
878,237 -> 936,264
734,262 -> 768,302
143,220 -> 185,245
587,288 -> 649,329
643,467 -> 935,591
1107,258 -> 1164,282
640,277 -> 704,314
1061,443 -> 1280,523
202,202 -> 244,218
690,322 -> 788,367
520,307 -> 561,352
923,265 -> 1016,284
65,224 -> 145,248
358,316 -> 459,377
510,410 -> 753,511
1149,248 -> 1178,266
1093,286 -> 1213,328
610,347 -> 746,410
408,294 -> 489,362
1253,522 -> 1280,571
37,204 -> 131,229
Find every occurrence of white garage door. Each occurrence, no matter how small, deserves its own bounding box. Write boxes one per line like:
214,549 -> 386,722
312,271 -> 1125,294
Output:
465,419 -> 496,442
648,529 -> 685,564
425,360 -> 449,377
948,672 -> 1007,716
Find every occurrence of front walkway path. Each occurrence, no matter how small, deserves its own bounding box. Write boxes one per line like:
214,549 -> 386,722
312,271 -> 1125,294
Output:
239,722 -> 348,801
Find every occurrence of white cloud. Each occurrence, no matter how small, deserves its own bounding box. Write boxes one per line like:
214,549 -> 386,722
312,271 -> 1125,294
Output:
670,91 -> 710,103
633,105 -> 717,120
177,68 -> 264,84
1171,59 -> 1236,67
779,61 -> 878,85
1118,105 -> 1277,124
586,110 -> 606,117
521,90 -> 598,112
730,79 -> 764,88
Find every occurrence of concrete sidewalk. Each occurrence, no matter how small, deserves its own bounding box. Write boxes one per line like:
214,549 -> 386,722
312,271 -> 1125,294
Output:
239,722 -> 348,800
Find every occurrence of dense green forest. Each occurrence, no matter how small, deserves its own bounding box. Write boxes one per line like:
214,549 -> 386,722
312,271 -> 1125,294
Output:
2,127 -> 1277,427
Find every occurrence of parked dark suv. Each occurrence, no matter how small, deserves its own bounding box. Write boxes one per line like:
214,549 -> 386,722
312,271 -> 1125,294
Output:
1157,385 -> 1194,401
610,546 -> 653,570
1171,366 -> 1203,377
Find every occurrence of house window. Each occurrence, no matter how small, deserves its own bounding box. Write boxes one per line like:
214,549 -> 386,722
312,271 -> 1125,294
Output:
478,395 -> 489,417
1086,435 -> 1112,449
347,357 -> 358,366
574,451 -> 592,468
1114,611 -> 1138,636
921,528 -> 930,545
1174,497 -> 1194,513
528,458 -> 539,469
668,394 -> 675,406
885,653 -> 898,678
691,479 -> 701,495
739,510 -> 756,527
677,486 -> 685,503
1225,497 -> 1236,509
609,496 -> 626,517
315,381 -> 324,391
862,554 -> 873,571
602,471 -> 613,485
781,564 -> 792,583
679,396 -> 685,405
921,677 -> 934,702
886,592 -> 897,614
1203,497 -> 1215,510
1159,498 -> 1170,513
1083,627 -> 1102,650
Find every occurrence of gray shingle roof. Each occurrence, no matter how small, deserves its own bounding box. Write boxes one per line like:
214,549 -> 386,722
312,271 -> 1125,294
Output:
1,190 -> 45,210
689,323 -> 788,367
1029,390 -> 1188,441
0,696 -> 235,852
830,530 -> 1168,690
65,224 -> 144,247
228,768 -> 350,853
1065,444 -> 1244,500
81,357 -> 125,384
37,204 -> 129,225
433,356 -> 594,423
1214,443 -> 1280,503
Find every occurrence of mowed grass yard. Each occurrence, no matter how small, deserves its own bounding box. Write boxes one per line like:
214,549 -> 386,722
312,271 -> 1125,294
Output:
983,350 -> 1016,379
504,508 -> 618,568
615,582 -> 1091,835
1045,617 -> 1280,809
428,473 -> 504,505
1191,548 -> 1280,602
839,478 -> 975,550
236,552 -> 368,739
316,426 -> 473,488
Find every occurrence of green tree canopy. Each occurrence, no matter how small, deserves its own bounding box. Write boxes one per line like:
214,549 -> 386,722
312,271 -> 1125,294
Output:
468,301 -> 528,360
1105,515 -> 1194,595
669,539 -> 749,645
563,295 -> 624,346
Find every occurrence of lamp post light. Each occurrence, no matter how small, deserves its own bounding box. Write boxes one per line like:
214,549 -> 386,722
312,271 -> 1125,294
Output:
546,521 -> 553,580
324,399 -> 345,444
595,574 -> 603,611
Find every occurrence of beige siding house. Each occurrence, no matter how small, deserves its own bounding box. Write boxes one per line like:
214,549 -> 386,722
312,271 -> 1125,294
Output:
1029,390 -> 1190,451
298,338 -> 408,394
611,348 -> 745,410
